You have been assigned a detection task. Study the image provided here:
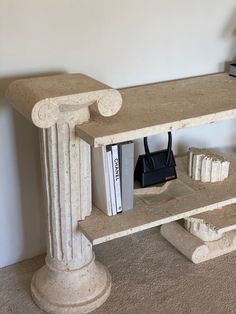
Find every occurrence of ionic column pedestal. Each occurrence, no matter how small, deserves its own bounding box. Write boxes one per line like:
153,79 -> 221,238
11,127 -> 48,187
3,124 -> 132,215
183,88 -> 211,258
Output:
31,123 -> 111,314
6,73 -> 123,314
31,255 -> 111,314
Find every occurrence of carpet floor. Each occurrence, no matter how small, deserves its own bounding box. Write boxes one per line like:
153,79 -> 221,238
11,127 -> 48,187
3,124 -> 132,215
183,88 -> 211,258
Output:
1,227 -> 236,314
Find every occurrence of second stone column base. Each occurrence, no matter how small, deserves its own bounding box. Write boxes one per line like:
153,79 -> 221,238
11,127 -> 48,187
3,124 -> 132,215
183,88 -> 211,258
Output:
31,255 -> 111,314
161,221 -> 236,264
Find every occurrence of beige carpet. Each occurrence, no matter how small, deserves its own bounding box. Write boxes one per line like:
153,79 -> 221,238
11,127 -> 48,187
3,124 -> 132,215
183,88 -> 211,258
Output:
1,227 -> 236,314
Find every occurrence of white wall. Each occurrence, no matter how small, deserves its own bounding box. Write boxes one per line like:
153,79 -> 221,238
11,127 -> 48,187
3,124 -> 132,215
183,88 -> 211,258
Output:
1,0 -> 236,267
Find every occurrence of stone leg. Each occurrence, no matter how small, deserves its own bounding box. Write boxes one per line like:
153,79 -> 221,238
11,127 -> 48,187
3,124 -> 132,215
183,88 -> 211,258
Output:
161,219 -> 236,264
31,122 -> 111,314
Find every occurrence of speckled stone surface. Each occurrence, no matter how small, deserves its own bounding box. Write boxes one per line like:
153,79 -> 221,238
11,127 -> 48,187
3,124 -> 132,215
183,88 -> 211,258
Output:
1,228 -> 236,314
80,153 -> 236,245
6,73 -> 124,313
76,73 -> 236,146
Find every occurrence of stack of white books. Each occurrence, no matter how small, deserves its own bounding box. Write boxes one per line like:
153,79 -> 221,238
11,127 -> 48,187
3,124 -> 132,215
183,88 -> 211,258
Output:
92,142 -> 134,216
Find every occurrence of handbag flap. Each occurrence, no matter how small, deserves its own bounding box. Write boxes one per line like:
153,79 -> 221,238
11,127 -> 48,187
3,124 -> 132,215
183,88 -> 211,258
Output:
141,150 -> 176,172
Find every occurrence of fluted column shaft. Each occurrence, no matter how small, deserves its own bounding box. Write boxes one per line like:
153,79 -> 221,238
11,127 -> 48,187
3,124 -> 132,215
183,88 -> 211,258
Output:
39,117 -> 92,271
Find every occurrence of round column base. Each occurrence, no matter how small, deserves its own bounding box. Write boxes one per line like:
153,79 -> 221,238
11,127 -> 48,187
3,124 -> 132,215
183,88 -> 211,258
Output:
31,257 -> 111,314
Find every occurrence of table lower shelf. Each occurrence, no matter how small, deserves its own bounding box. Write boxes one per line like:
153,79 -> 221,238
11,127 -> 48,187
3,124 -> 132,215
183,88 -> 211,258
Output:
79,153 -> 236,245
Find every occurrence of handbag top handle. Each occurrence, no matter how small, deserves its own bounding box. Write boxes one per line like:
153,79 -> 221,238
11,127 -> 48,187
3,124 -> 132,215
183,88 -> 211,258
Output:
144,132 -> 172,170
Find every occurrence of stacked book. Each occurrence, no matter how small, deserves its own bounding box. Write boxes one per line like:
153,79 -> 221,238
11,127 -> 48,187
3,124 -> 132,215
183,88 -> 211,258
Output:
92,142 -> 134,216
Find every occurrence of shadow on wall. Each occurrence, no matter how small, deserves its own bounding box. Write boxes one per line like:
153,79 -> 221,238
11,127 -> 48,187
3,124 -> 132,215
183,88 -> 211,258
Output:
0,71 -> 64,267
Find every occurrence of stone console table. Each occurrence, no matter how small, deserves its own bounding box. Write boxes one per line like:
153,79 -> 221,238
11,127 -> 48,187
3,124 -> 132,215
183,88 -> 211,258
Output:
6,72 -> 236,313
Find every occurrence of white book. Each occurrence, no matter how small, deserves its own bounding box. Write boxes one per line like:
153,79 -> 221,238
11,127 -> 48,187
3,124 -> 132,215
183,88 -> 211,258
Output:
111,145 -> 122,213
107,149 -> 117,216
91,146 -> 112,216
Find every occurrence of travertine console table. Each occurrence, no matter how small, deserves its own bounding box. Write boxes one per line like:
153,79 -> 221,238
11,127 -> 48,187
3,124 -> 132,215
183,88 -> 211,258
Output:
6,72 -> 236,314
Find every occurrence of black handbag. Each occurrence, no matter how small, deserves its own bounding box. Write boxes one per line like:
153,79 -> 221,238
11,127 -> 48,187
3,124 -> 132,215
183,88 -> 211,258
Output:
134,132 -> 177,187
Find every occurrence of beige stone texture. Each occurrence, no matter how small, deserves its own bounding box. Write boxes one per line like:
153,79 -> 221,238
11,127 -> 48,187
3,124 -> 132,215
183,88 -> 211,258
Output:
6,72 -> 236,313
6,73 -> 123,314
76,73 -> 236,147
161,204 -> 236,263
6,73 -> 122,128
80,153 -> 236,245
185,204 -> 236,241
188,147 -> 230,183
191,205 -> 236,232
161,221 -> 236,264
185,217 -> 223,241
